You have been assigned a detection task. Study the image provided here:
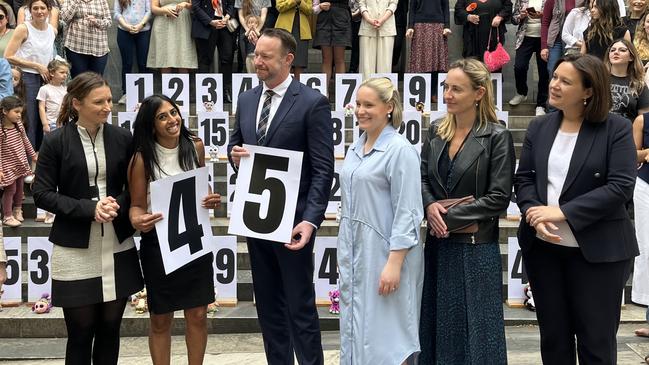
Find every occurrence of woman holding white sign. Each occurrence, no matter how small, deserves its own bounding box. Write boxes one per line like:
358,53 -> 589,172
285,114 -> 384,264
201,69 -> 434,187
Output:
33,72 -> 144,365
419,58 -> 514,364
129,94 -> 220,365
338,77 -> 424,364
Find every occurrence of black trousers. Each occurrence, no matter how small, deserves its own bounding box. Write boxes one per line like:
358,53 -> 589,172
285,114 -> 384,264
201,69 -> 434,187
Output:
523,239 -> 631,365
247,236 -> 324,365
349,20 -> 361,73
513,36 -> 549,107
195,26 -> 235,88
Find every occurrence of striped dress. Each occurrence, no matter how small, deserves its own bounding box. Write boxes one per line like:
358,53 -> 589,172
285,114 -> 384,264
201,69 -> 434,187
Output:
0,123 -> 36,188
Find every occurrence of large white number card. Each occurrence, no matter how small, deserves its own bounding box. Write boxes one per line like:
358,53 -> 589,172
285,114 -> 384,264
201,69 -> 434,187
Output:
507,237 -> 528,306
150,167 -> 214,275
314,237 -> 338,305
197,111 -> 229,158
125,73 -> 153,112
228,144 -> 304,243
212,235 -> 238,305
2,237 -> 21,304
27,237 -> 53,302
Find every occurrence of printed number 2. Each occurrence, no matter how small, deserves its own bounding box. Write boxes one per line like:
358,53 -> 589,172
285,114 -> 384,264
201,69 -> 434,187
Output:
243,154 -> 288,233
168,177 -> 204,254
319,248 -> 338,285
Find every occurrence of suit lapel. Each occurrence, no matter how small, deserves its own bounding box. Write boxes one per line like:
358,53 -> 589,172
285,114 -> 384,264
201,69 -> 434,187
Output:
263,79 -> 298,145
535,113 -> 561,203
560,121 -> 598,195
244,86 -> 263,144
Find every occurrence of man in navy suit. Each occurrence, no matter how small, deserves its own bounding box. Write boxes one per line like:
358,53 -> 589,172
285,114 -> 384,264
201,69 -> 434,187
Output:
228,28 -> 334,365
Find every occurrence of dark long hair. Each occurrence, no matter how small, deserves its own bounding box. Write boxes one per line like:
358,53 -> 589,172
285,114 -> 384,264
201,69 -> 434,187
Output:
118,0 -> 132,11
0,95 -> 25,141
130,94 -> 199,181
57,72 -> 110,126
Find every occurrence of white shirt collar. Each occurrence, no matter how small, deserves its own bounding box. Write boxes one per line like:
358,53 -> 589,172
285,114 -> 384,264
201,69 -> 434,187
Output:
262,75 -> 293,98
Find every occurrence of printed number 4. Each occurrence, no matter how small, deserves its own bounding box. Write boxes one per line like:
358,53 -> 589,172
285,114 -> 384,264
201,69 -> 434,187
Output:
168,177 -> 204,254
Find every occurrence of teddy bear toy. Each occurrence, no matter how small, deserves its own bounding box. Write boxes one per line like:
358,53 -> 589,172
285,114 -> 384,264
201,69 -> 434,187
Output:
207,288 -> 220,314
32,293 -> 52,314
524,284 -> 535,312
329,290 -> 340,315
130,288 -> 148,314
203,101 -> 215,112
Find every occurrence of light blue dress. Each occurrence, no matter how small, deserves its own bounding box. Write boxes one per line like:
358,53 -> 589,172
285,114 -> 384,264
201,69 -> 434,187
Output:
338,125 -> 424,365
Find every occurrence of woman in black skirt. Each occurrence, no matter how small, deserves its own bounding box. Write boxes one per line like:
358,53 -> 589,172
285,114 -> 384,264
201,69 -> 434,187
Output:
128,94 -> 221,365
313,0 -> 351,91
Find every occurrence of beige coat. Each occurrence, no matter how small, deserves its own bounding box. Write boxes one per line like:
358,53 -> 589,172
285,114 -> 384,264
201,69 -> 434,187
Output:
358,0 -> 398,37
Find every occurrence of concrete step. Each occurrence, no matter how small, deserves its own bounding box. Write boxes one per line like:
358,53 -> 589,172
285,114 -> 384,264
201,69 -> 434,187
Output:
0,300 -> 646,338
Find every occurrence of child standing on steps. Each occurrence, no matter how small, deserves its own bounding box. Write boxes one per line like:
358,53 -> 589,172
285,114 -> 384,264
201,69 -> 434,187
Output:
0,96 -> 36,227
36,59 -> 69,224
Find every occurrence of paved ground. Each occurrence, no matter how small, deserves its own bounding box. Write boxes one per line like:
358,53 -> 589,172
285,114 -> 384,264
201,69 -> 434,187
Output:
2,324 -> 649,364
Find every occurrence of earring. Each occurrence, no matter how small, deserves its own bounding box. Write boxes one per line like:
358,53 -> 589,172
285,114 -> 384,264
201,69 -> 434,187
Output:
583,98 -> 587,106
388,112 -> 392,119
475,102 -> 479,107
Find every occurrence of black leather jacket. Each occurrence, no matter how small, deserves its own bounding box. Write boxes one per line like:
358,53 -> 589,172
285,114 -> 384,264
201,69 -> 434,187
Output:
421,119 -> 515,244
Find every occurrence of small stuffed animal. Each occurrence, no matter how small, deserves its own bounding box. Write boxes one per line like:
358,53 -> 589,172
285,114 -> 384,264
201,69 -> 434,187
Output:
524,284 -> 535,312
207,288 -> 220,314
203,101 -> 214,112
329,290 -> 340,314
135,288 -> 148,314
32,293 -> 52,314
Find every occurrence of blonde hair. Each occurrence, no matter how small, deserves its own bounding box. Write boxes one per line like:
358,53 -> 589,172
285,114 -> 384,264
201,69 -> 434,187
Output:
604,38 -> 645,96
437,59 -> 498,141
358,77 -> 403,128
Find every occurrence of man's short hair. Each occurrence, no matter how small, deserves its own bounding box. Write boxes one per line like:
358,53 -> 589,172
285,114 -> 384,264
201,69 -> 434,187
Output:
261,28 -> 297,56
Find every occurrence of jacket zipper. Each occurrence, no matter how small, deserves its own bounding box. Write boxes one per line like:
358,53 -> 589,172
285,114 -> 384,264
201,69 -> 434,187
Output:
86,129 -> 104,237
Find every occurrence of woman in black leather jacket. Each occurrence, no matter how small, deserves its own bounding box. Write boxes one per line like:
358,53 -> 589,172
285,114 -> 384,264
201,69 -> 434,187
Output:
418,58 -> 515,365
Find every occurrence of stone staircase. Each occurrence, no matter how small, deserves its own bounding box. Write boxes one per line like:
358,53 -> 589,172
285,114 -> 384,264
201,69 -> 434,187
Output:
1,100 -> 640,338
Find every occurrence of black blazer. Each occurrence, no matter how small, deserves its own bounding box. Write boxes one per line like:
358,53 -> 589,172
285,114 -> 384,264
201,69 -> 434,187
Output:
421,120 -> 515,243
228,78 -> 335,229
33,123 -> 135,248
515,112 -> 639,263
191,0 -> 236,40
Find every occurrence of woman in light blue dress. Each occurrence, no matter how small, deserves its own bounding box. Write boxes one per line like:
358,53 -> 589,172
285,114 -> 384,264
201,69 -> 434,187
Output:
337,77 -> 424,365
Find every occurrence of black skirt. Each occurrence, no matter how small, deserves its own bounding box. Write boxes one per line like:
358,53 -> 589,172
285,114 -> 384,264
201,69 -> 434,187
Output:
139,230 -> 215,314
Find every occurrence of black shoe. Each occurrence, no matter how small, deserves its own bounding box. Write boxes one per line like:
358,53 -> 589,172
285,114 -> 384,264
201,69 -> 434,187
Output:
224,89 -> 232,103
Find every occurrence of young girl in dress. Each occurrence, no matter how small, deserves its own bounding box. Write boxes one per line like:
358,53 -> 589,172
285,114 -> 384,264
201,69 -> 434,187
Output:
36,59 -> 69,224
0,95 -> 36,227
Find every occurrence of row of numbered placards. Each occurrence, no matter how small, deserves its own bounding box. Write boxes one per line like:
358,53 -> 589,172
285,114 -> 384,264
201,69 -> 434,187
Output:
0,236 -> 338,306
125,73 -> 504,114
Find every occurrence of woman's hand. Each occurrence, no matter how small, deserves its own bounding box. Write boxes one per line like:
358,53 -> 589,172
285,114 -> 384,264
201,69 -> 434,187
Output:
519,8 -> 528,19
378,260 -> 401,296
319,2 -> 331,11
132,212 -> 163,233
426,202 -> 448,237
35,64 -> 50,83
525,205 -> 566,226
540,48 -> 549,61
534,221 -> 562,244
491,15 -> 502,27
201,193 -> 221,209
442,28 -> 452,37
164,6 -> 178,18
406,28 -> 414,39
467,14 -> 479,24
95,197 -> 120,223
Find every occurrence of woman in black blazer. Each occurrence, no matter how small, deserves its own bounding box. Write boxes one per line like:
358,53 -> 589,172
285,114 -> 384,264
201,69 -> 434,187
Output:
515,54 -> 638,364
33,72 -> 143,365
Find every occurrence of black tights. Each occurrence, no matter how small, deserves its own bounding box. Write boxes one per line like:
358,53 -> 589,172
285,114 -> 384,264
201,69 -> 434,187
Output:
63,298 -> 128,365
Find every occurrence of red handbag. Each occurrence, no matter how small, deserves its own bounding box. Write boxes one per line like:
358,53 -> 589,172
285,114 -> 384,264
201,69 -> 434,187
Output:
483,27 -> 510,72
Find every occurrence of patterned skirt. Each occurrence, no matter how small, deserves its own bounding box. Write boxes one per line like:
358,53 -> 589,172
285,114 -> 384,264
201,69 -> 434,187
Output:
419,235 -> 507,364
408,23 -> 449,73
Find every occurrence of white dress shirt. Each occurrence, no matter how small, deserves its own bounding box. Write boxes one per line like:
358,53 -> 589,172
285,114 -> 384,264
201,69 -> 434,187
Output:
255,75 -> 293,133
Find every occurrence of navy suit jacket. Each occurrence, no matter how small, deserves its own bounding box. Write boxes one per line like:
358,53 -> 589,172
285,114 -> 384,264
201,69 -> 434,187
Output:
515,112 -> 639,263
228,78 -> 335,229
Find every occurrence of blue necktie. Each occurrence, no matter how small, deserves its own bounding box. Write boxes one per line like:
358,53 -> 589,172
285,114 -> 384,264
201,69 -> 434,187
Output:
256,90 -> 275,145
